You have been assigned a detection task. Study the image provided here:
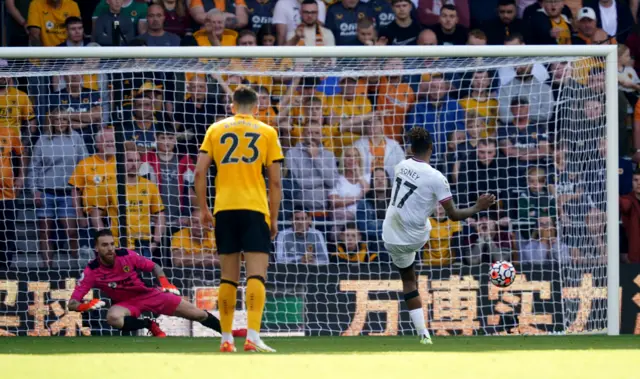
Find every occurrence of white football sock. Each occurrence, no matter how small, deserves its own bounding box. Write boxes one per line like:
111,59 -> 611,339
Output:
247,329 -> 261,342
221,332 -> 234,344
409,308 -> 427,336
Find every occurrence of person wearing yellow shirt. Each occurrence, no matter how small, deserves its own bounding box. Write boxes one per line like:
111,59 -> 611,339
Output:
373,58 -> 416,143
171,209 -> 218,267
27,0 -> 80,46
422,204 -> 462,266
254,85 -> 277,128
459,70 -> 498,135
0,77 -> 37,138
324,76 -> 373,155
528,0 -> 573,45
189,0 -> 248,30
226,30 -> 272,91
186,8 -> 238,46
88,147 -> 166,257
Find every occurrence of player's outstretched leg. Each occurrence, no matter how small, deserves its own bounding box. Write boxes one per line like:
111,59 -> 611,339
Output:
398,263 -> 432,345
218,253 -> 241,352
243,253 -> 275,353
106,305 -> 166,337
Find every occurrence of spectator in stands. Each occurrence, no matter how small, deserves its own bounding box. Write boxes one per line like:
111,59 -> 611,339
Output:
246,0 -> 276,32
174,73 -> 227,155
436,130 -> 463,186
466,29 -> 487,45
275,207 -> 330,264
49,73 -> 102,153
27,0 -> 81,46
324,76 -> 373,152
356,168 -> 390,244
189,0 -> 248,30
572,7 -> 606,45
527,0 -> 573,45
68,128 -> 116,236
458,70 -> 498,131
514,166 -> 556,230
520,216 -> 571,263
620,169 -> 640,263
418,0 -> 470,28
141,123 -> 195,229
522,0 -> 572,24
0,75 -> 37,140
171,209 -> 218,267
139,4 -> 181,46
257,23 -> 278,45
458,110 -> 485,157
576,207 -> 607,265
5,0 -> 30,46
329,147 -> 370,222
286,0 -> 335,47
331,223 -> 378,263
370,0 -> 395,30
273,0 -> 326,46
423,203 -> 463,265
88,147 -> 165,257
255,85 -> 277,126
584,0 -> 634,43
184,9 -> 238,46
624,25 -> 640,77
428,4 -> 468,45
417,28 -> 438,45
93,0 -> 148,35
122,92 -> 160,150
30,108 -> 87,267
497,37 -> 553,124
618,45 -> 640,105
498,97 -> 550,174
353,18 -> 379,46
406,74 -> 465,160
57,16 -> 91,46
353,114 -> 405,179
325,0 -> 375,46
378,0 -> 422,46
483,0 -> 527,45
92,0 -> 137,46
0,121 -> 24,270
457,138 -> 514,209
157,0 -> 191,37
285,122 -> 339,212
462,211 -> 511,264
373,58 -> 416,143
226,31 -> 274,93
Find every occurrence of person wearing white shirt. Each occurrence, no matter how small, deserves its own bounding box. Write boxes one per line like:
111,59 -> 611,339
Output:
353,114 -> 405,180
286,0 -> 335,46
328,146 -> 370,222
273,0 -> 326,45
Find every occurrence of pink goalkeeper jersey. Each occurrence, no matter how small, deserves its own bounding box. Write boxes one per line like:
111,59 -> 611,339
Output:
70,249 -> 158,304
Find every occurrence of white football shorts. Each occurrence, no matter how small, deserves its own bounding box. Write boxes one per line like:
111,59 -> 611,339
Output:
384,241 -> 427,269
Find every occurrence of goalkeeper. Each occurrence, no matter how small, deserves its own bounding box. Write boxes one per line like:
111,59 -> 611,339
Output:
68,229 -> 230,338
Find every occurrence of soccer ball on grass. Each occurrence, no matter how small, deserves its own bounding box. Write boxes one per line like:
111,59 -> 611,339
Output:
489,261 -> 516,288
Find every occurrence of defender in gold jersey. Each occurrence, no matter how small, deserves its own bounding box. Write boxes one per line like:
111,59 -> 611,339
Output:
195,86 -> 283,353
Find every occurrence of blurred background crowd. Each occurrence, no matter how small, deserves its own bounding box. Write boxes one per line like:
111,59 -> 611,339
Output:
0,0 -> 639,271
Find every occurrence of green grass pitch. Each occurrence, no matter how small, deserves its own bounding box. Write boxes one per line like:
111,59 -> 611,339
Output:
1,336 -> 638,379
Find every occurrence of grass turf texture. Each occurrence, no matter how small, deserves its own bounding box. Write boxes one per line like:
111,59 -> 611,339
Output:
1,336 -> 638,379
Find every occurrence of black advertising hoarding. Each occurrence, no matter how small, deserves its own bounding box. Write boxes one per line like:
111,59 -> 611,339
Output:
0,263 -> 639,336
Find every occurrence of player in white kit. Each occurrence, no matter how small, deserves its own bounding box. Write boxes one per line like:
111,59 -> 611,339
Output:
383,128 -> 495,345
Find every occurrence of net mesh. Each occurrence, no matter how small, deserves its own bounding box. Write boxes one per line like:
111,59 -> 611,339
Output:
0,55 -> 609,337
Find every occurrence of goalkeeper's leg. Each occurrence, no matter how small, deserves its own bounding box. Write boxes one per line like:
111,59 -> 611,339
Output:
106,305 -> 164,337
398,263 -> 432,344
171,299 -> 245,337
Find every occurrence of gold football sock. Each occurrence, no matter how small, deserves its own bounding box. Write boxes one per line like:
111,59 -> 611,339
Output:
246,276 -> 266,334
218,279 -> 238,334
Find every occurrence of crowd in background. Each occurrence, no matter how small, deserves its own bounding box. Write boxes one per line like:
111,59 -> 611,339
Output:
1,0 -> 640,270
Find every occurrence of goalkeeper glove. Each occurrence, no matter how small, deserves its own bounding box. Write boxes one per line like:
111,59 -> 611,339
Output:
159,276 -> 180,296
76,299 -> 106,312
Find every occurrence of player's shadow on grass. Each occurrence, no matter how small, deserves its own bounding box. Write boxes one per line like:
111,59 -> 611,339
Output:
0,336 -> 638,354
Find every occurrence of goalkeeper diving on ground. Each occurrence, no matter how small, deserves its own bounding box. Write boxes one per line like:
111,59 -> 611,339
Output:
68,229 -> 244,338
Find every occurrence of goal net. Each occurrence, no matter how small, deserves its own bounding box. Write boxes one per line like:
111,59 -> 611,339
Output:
0,48 -> 617,337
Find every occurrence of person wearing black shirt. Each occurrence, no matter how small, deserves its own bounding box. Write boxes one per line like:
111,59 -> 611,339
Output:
378,0 -> 422,45
482,0 -> 527,45
429,4 -> 468,45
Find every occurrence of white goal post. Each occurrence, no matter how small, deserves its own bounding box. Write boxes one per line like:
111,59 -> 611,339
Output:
0,45 -> 619,336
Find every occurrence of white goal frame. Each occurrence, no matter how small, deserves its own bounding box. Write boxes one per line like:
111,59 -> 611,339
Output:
0,44 -> 620,336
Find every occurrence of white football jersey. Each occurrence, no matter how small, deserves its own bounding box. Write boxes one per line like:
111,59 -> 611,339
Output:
382,158 -> 453,245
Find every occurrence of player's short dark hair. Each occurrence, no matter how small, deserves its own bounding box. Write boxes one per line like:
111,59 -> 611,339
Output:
498,0 -> 516,6
94,229 -> 114,245
232,86 -> 258,108
65,16 -> 83,28
441,4 -> 457,12
408,127 -> 433,155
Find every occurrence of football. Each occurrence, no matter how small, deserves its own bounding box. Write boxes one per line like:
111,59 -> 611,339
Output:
489,261 -> 516,288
